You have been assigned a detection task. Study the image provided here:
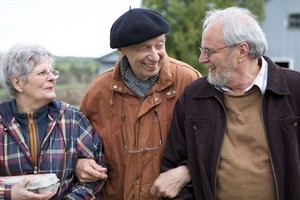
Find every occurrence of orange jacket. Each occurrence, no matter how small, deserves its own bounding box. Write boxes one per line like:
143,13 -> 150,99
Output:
80,54 -> 201,200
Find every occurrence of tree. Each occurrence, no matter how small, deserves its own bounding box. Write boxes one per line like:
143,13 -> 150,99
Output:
142,0 -> 265,75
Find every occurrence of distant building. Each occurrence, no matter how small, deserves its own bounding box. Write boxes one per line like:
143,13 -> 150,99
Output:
95,50 -> 119,74
262,0 -> 300,71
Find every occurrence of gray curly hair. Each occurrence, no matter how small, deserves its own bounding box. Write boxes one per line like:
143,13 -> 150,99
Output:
0,43 -> 54,97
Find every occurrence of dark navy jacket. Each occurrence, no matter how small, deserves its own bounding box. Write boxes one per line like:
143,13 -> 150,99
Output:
161,56 -> 300,200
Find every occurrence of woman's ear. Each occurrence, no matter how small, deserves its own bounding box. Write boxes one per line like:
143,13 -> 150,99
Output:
11,76 -> 24,93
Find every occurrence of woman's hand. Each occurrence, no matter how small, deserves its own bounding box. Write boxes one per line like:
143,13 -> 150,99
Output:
11,176 -> 54,200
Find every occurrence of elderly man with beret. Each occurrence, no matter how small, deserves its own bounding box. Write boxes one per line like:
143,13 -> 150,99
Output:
76,8 -> 201,199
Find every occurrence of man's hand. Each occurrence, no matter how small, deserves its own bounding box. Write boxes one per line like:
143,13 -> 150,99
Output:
150,165 -> 191,198
75,158 -> 108,183
11,176 -> 54,200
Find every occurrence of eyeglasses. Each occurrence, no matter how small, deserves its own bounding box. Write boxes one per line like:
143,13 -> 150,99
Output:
199,45 -> 230,58
30,69 -> 60,79
120,110 -> 162,154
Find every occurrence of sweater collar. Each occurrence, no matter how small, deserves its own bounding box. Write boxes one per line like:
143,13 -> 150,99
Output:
12,99 -> 49,126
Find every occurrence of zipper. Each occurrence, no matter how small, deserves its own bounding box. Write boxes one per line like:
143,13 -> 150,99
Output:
27,112 -> 38,166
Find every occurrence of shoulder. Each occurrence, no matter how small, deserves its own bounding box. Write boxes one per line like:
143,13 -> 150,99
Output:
59,102 -> 94,129
50,100 -> 86,120
81,67 -> 115,105
266,57 -> 300,91
281,67 -> 300,80
0,100 -> 12,112
281,68 -> 300,94
185,76 -> 210,92
265,56 -> 300,82
161,57 -> 201,88
0,100 -> 13,122
168,57 -> 201,77
90,67 -> 114,86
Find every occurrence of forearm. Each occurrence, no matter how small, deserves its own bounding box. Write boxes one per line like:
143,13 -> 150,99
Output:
175,165 -> 191,185
75,130 -> 107,183
151,165 -> 191,198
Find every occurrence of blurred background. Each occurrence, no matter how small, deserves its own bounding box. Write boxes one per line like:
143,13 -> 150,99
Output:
1,0 -> 299,106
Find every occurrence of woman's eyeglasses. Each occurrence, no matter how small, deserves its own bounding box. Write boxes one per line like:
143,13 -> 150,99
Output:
31,69 -> 60,79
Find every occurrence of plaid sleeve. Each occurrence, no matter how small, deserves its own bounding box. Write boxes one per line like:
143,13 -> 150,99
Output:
0,184 -> 12,200
63,110 -> 106,199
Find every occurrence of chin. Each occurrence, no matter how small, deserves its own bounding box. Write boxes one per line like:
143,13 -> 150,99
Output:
46,94 -> 56,101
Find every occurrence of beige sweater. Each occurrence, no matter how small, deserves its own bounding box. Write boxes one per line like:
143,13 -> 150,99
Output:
217,86 -> 277,200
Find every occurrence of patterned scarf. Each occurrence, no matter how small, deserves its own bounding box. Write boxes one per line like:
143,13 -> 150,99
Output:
120,56 -> 159,98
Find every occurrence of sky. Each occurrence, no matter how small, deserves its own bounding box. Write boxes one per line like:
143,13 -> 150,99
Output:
0,0 -> 141,58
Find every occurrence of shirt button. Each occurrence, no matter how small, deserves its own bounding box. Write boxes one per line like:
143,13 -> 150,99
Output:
113,85 -> 118,89
172,90 -> 176,94
155,97 -> 160,102
167,92 -> 171,96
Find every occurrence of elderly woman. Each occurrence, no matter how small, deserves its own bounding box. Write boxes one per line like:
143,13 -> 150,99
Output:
0,44 -> 107,199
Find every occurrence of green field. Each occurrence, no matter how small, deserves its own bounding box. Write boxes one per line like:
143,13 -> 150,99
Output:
0,83 -> 90,106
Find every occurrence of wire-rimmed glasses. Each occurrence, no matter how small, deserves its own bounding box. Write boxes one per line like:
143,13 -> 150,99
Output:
199,46 -> 230,58
120,110 -> 162,154
30,69 -> 60,79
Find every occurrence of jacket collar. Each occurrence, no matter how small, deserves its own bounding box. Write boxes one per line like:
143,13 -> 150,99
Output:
192,56 -> 291,100
263,56 -> 290,95
0,99 -> 69,126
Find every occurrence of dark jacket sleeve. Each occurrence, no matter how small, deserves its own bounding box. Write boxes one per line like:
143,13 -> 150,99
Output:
160,97 -> 195,199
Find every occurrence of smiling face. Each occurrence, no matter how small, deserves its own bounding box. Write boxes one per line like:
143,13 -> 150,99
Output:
199,20 -> 237,87
119,35 -> 167,81
14,59 -> 57,111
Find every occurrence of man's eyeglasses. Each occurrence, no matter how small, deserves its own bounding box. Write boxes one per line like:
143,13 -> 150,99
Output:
30,69 -> 60,79
199,45 -> 231,58
120,110 -> 162,154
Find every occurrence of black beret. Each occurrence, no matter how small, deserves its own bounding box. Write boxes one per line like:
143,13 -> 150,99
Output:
110,8 -> 171,48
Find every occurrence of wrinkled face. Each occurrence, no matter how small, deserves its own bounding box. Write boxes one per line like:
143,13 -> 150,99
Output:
120,35 -> 167,81
199,21 -> 237,86
20,60 -> 57,106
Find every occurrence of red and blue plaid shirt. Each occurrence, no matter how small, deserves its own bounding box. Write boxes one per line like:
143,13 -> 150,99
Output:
0,100 -> 105,199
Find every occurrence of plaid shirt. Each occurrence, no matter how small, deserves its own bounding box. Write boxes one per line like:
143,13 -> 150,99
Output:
0,100 -> 105,199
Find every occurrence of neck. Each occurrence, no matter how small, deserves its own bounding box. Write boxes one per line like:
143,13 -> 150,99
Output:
226,59 -> 260,94
15,96 -> 48,113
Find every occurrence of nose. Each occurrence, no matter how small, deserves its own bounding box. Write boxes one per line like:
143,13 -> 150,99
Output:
47,72 -> 59,80
47,74 -> 55,81
148,48 -> 160,62
198,52 -> 209,64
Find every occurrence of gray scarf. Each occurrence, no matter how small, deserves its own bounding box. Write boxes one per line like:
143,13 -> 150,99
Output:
120,56 -> 159,98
